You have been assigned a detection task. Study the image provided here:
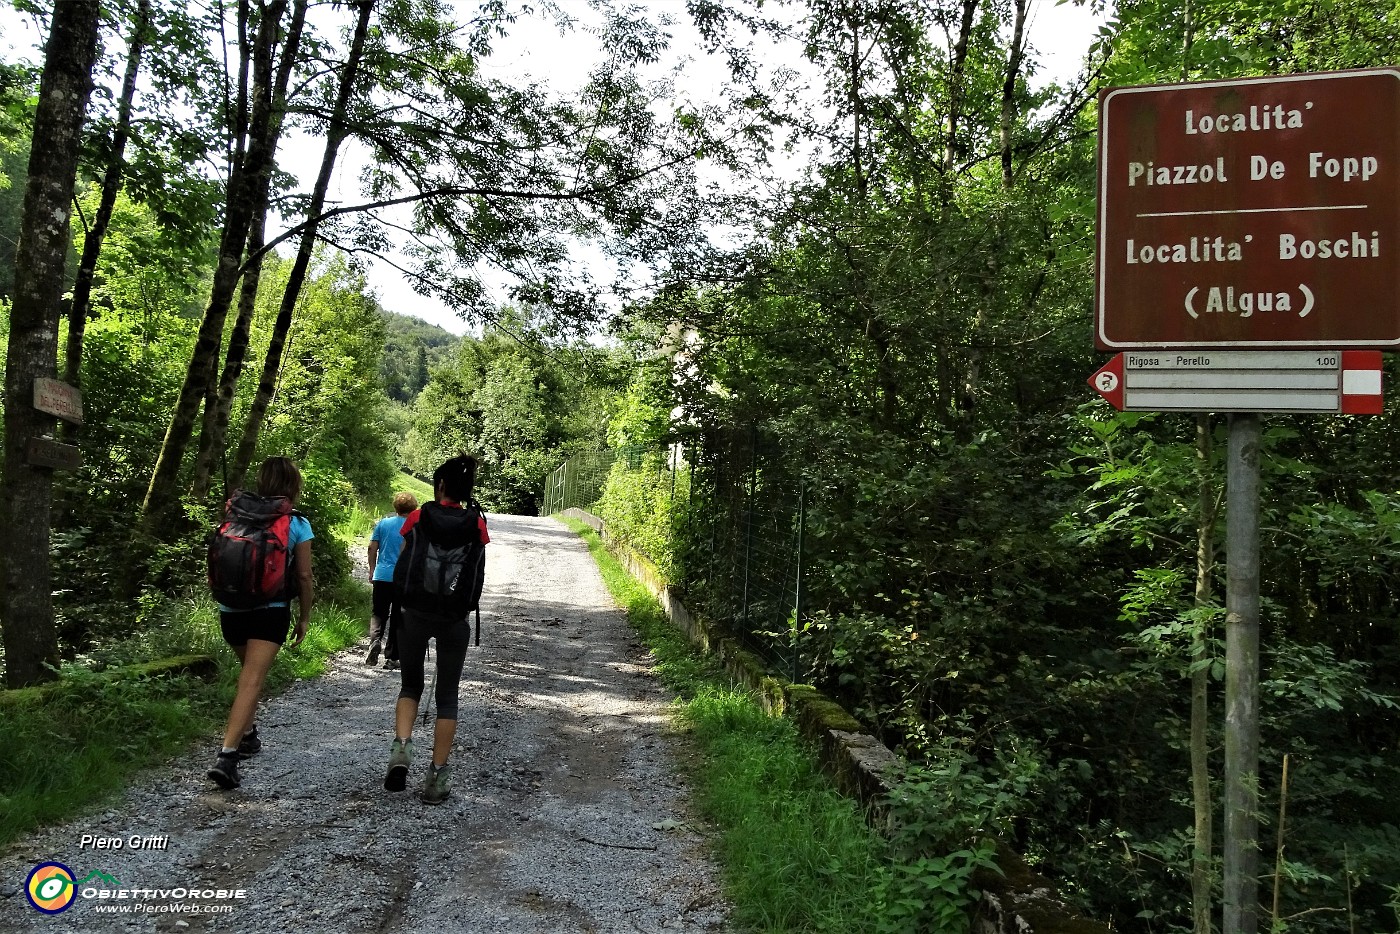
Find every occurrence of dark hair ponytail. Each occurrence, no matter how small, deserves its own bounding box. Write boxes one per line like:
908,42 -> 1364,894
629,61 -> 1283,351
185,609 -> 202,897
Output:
434,455 -> 477,503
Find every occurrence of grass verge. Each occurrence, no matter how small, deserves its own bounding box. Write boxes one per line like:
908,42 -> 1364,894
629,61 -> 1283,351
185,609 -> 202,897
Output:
560,518 -> 887,932
0,584 -> 370,848
342,471 -> 437,544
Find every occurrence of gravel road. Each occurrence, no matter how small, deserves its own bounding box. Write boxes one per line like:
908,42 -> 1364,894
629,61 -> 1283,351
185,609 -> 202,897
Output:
0,515 -> 730,933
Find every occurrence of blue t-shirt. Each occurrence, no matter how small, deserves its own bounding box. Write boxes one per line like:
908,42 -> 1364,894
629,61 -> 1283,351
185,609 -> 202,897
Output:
218,515 -> 314,612
371,514 -> 408,582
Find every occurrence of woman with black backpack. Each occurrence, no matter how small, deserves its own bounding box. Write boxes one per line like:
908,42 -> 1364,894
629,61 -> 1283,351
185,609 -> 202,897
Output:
384,454 -> 489,804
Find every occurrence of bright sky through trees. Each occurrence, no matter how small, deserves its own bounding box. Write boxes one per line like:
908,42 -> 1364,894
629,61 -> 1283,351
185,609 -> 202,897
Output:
0,0 -> 1105,335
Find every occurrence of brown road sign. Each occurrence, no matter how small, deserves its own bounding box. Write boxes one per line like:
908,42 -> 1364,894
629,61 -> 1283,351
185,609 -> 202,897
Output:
25,437 -> 83,471
1096,69 -> 1400,350
33,377 -> 83,424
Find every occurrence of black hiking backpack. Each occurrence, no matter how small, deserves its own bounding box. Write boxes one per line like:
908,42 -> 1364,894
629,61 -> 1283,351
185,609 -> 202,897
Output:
208,491 -> 300,609
394,501 -> 487,643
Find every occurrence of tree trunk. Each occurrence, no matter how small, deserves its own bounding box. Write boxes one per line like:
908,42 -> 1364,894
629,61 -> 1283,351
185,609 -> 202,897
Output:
138,0 -> 293,534
961,0 -> 1027,424
837,2 -> 898,431
229,0 -> 377,490
1192,413 -> 1216,934
942,0 -> 979,181
191,210 -> 268,501
0,0 -> 102,688
63,0 -> 151,399
191,0 -> 310,501
1223,412 -> 1262,934
999,0 -> 1028,190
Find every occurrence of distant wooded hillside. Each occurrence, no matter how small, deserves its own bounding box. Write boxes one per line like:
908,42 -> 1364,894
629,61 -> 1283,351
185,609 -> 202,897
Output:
379,310 -> 458,403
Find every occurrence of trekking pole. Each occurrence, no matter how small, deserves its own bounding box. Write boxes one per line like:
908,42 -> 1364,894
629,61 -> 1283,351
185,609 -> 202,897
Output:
416,642 -> 435,725
421,661 -> 437,726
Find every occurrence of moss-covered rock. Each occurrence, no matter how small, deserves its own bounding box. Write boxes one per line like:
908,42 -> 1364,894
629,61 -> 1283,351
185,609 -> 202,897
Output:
0,654 -> 217,709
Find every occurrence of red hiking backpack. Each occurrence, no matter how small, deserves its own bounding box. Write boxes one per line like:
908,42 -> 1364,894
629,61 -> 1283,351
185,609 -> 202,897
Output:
207,491 -> 299,609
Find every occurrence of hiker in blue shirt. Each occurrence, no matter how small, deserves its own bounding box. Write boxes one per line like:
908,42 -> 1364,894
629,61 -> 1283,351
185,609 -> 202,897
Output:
207,456 -> 314,790
365,492 -> 418,669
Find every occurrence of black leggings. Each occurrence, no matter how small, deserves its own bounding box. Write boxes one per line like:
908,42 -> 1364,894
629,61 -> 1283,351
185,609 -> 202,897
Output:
397,608 -> 471,720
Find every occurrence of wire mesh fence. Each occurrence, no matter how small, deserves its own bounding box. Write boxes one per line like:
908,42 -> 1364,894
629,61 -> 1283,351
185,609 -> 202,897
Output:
686,427 -> 805,679
543,429 -> 808,681
541,446 -> 656,516
541,450 -> 617,516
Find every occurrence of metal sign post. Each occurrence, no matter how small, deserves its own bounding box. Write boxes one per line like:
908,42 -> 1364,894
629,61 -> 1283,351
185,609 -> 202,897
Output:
1224,413 -> 1262,934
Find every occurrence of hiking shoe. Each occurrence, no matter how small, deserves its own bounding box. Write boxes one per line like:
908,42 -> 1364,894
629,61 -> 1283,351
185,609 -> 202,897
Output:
237,727 -> 262,758
207,752 -> 241,790
419,763 -> 452,805
365,638 -> 383,666
382,658 -> 399,671
384,738 -> 412,792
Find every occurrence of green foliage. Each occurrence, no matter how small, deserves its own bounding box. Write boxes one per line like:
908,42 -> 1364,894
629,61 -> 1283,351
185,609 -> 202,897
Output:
0,63 -> 36,298
590,0 -> 1400,920
589,362 -> 690,572
48,194 -> 208,647
681,687 -> 889,932
606,361 -> 673,449
403,312 -> 630,514
41,240 -> 393,652
296,460 -> 356,590
379,310 -> 457,404
70,184 -> 212,322
473,352 -> 555,512
873,853 -> 989,934
594,451 -> 688,579
869,755 -> 1022,934
400,366 -> 480,478
251,252 -> 396,502
0,60 -> 36,146
0,666 -> 211,847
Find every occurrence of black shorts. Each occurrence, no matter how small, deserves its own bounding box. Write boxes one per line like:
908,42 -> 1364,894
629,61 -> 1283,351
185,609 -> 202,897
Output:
219,605 -> 293,647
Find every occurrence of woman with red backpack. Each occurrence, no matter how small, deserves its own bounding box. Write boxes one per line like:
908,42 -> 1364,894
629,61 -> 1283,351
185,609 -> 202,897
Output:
205,456 -> 315,790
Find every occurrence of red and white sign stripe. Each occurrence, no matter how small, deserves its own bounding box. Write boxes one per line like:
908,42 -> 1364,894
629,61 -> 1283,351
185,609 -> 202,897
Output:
1341,351 -> 1384,414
